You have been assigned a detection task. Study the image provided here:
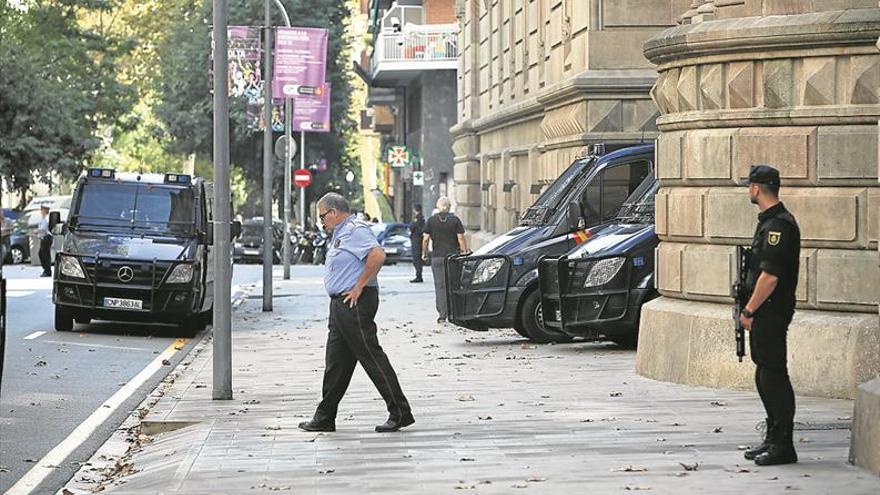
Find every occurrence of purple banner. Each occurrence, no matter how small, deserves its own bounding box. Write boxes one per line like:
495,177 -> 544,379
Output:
273,27 -> 328,99
293,83 -> 331,132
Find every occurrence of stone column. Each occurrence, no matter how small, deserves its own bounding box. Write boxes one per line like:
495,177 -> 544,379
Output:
637,5 -> 880,399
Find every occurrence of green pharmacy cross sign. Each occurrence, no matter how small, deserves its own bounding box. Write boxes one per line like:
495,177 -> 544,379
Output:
387,145 -> 410,168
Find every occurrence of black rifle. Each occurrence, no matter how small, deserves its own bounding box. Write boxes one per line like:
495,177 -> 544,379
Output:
731,245 -> 752,362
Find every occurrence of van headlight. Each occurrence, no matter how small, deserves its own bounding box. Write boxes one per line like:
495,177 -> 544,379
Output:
167,264 -> 194,284
584,257 -> 625,288
60,255 -> 85,278
472,258 -> 505,285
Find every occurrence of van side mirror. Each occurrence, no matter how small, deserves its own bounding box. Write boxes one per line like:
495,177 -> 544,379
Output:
48,211 -> 61,231
231,221 -> 242,241
566,202 -> 583,231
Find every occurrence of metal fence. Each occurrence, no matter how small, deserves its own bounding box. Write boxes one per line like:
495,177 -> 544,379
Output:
375,27 -> 459,65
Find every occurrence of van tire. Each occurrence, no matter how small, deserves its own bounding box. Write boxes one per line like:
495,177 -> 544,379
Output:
519,290 -> 573,344
55,306 -> 74,332
610,334 -> 638,349
178,314 -> 206,338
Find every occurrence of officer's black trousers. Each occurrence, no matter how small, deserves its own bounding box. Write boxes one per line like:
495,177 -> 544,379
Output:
316,287 -> 411,421
750,313 -> 796,428
39,235 -> 52,274
412,243 -> 423,279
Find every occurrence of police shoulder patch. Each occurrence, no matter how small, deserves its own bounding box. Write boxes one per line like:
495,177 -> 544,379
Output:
334,239 -> 341,248
768,231 -> 781,246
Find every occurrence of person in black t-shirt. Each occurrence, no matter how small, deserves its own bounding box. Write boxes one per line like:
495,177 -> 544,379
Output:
422,197 -> 467,323
737,165 -> 801,466
410,204 -> 425,283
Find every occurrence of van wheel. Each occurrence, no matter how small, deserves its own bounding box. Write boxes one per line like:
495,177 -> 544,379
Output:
512,318 -> 530,339
610,334 -> 639,349
9,245 -> 25,264
519,290 -> 573,344
55,306 -> 74,332
178,314 -> 206,338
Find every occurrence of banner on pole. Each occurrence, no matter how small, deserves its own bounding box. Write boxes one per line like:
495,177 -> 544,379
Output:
212,26 -> 262,103
293,83 -> 331,132
273,27 -> 329,99
246,100 -> 285,132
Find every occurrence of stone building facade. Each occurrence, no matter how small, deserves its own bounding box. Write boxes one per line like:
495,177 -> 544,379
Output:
451,0 -> 689,247
634,1 -> 880,406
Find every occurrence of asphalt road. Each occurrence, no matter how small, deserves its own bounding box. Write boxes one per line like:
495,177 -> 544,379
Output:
0,263 -> 265,494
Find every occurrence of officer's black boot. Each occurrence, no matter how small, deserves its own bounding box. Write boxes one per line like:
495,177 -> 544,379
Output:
754,421 -> 797,466
744,418 -> 774,460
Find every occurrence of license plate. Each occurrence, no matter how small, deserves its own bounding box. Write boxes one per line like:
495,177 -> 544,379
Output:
383,247 -> 398,254
244,249 -> 260,255
104,297 -> 143,310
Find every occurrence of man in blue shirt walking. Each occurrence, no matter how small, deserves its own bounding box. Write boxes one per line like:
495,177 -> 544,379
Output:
299,193 -> 414,433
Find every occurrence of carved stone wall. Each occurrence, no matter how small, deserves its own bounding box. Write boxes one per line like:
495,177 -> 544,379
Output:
636,5 -> 880,399
452,0 -> 681,247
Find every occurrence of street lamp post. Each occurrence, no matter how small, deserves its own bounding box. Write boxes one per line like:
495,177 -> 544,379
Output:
272,0 -> 293,281
261,0 -> 273,312
212,0 -> 233,400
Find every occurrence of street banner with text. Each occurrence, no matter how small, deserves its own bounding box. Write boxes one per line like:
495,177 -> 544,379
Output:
293,83 -> 331,132
273,27 -> 328,99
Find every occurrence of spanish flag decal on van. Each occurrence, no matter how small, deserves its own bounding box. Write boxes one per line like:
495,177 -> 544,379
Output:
570,230 -> 591,244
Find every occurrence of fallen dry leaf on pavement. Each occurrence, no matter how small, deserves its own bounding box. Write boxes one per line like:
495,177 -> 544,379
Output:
679,462 -> 699,471
457,395 -> 475,402
614,466 -> 648,472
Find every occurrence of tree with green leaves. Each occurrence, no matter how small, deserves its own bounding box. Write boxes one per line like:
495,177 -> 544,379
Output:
153,0 -> 362,218
0,0 -> 136,202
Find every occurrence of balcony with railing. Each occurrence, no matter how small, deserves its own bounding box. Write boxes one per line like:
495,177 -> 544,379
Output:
369,2 -> 458,83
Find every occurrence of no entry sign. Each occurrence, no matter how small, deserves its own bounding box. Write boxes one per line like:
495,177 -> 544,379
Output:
294,169 -> 313,188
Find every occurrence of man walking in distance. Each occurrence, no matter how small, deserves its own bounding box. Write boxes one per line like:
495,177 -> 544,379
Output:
410,204 -> 425,283
299,193 -> 414,433
422,196 -> 467,324
738,165 -> 801,466
37,205 -> 53,277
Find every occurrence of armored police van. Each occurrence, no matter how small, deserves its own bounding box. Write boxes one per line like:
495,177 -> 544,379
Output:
445,144 -> 654,343
50,168 -> 239,335
538,171 -> 659,347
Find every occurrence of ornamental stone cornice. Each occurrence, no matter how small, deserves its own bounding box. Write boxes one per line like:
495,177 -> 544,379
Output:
645,8 -> 880,67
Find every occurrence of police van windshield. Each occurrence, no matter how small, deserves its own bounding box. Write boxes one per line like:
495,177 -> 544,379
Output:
520,158 -> 593,226
72,182 -> 196,236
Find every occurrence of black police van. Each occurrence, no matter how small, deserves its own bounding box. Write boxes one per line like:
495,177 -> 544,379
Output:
51,168 -> 239,335
445,143 -> 654,343
538,171 -> 659,347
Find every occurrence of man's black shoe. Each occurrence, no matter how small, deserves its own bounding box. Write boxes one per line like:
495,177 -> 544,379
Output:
437,317 -> 446,324
754,444 -> 798,465
744,418 -> 774,460
410,278 -> 423,283
298,419 -> 335,432
375,414 -> 415,432
40,271 -> 52,277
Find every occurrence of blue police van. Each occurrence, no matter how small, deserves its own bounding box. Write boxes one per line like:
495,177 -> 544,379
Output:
538,171 -> 659,347
50,169 -> 240,335
444,143 -> 655,343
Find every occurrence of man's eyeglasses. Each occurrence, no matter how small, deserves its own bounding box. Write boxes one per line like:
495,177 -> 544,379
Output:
319,209 -> 334,222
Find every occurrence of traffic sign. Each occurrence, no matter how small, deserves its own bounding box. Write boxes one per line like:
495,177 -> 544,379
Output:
275,136 -> 297,161
387,146 -> 409,168
294,169 -> 313,188
412,171 -> 424,186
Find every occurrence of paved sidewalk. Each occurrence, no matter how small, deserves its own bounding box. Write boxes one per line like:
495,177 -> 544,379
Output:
67,265 -> 879,494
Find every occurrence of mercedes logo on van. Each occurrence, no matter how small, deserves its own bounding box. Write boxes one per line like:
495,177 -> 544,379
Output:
117,266 -> 135,283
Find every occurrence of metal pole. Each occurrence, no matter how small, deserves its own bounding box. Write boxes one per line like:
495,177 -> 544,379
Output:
283,98 -> 292,279
212,0 -> 233,400
262,0 -> 273,312
300,131 -> 306,229
277,2 -> 291,281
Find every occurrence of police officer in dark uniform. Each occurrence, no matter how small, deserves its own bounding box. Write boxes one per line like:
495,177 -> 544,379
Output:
410,204 -> 425,283
299,193 -> 414,433
738,165 -> 801,466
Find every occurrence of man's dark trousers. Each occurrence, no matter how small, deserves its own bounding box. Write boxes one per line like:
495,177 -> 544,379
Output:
39,235 -> 52,275
412,242 -> 423,279
316,287 -> 411,421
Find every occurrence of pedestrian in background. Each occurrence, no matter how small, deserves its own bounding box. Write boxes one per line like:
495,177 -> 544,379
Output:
422,196 -> 467,323
410,204 -> 425,283
299,193 -> 414,433
37,205 -> 52,277
738,165 -> 801,466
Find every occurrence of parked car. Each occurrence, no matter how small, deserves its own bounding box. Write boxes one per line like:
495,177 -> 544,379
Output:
538,171 -> 659,347
52,168 -> 240,335
3,196 -> 71,264
444,143 -> 654,343
381,230 -> 413,265
234,217 -> 284,264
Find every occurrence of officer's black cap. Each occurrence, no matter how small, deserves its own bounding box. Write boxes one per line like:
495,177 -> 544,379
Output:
738,165 -> 781,187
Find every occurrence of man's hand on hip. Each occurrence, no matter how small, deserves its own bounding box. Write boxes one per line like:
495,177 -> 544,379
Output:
343,283 -> 364,308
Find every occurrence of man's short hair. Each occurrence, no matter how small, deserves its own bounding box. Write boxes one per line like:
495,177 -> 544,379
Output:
414,204 -> 422,213
436,196 -> 451,213
757,183 -> 780,197
318,193 -> 351,213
